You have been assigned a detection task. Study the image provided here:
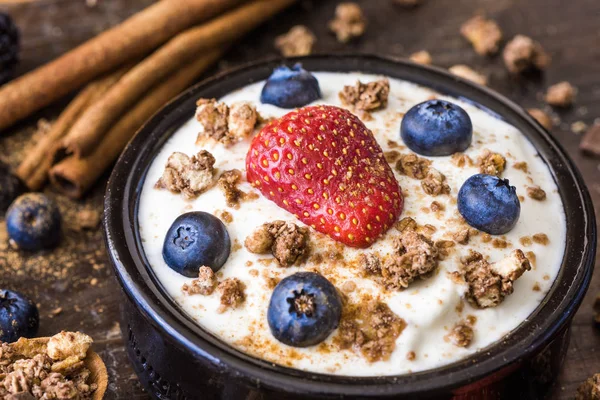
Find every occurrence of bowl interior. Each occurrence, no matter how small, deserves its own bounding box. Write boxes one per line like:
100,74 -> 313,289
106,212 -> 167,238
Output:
104,54 -> 596,397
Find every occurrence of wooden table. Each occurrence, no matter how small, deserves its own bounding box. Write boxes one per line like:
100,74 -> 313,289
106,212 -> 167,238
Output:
0,0 -> 598,398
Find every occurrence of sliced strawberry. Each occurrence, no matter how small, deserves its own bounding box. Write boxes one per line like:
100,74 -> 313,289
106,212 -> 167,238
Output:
246,105 -> 403,248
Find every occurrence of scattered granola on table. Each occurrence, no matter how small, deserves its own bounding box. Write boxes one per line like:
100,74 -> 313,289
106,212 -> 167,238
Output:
503,35 -> 550,74
328,2 -> 367,43
460,15 -> 503,56
155,150 -> 216,198
580,124 -> 600,158
409,50 -> 432,65
527,108 -> 553,130
545,81 -> 576,108
0,332 -> 98,399
449,65 -> 487,86
576,373 -> 600,400
195,99 -> 259,146
275,25 -> 316,57
339,79 -> 390,120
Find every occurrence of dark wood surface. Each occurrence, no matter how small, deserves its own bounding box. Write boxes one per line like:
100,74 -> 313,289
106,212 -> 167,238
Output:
0,0 -> 598,398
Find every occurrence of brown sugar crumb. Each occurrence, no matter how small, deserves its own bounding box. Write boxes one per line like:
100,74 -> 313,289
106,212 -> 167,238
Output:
527,252 -> 537,268
406,351 -> 416,361
275,25 -> 316,57
328,2 -> 367,43
532,282 -> 541,292
182,266 -> 217,296
527,108 -> 553,131
395,216 -> 418,233
217,278 -> 246,313
513,161 -> 528,173
520,236 -> 532,247
526,185 -> 546,201
545,82 -> 576,108
384,150 -> 401,163
532,233 -> 549,245
217,169 -> 255,208
155,150 -> 216,199
196,99 -> 258,146
214,210 -> 233,224
503,35 -> 550,74
445,321 -> 474,348
481,233 -> 492,243
245,221 -> 309,267
449,65 -> 487,86
430,201 -> 445,212
460,15 -> 503,56
460,249 -> 531,308
339,79 -> 390,119
381,229 -> 440,290
421,168 -> 451,196
451,153 -> 473,168
409,50 -> 432,65
477,149 -> 506,176
395,153 -> 431,179
576,374 -> 600,400
334,300 -> 406,363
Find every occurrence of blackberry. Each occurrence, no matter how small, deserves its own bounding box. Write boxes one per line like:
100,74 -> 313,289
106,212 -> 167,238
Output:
0,12 -> 19,86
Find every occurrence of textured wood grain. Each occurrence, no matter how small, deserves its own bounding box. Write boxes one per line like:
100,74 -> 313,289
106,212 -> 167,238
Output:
0,0 -> 598,399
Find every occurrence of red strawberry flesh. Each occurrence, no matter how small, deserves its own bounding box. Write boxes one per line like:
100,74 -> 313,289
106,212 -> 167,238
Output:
246,105 -> 403,248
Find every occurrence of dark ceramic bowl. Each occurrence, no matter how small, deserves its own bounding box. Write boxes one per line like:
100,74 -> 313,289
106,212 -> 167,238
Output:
104,55 -> 596,399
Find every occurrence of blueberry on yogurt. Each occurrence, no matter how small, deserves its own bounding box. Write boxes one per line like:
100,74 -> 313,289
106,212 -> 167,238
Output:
6,193 -> 62,250
268,272 -> 342,348
162,212 -> 231,277
458,174 -> 521,235
260,64 -> 321,109
401,99 -> 473,156
0,289 -> 39,343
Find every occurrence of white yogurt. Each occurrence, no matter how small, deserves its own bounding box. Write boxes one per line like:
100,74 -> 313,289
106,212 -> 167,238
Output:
137,72 -> 566,376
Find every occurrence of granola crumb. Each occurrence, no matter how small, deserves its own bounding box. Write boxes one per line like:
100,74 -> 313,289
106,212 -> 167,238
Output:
430,201 -> 445,212
449,65 -> 487,86
182,266 -> 217,296
453,228 -> 474,245
155,150 -> 216,198
395,153 -> 431,179
435,240 -> 456,259
492,238 -> 509,249
445,321 -> 474,347
245,221 -> 309,267
275,25 -> 316,57
532,282 -> 541,292
527,108 -> 553,130
75,209 -> 101,231
359,253 -> 382,276
513,161 -> 528,173
47,331 -> 93,361
526,185 -> 547,201
196,99 -> 258,146
384,150 -> 401,163
328,2 -> 367,43
339,79 -> 390,119
395,216 -> 418,233
460,249 -> 531,308
503,35 -> 550,74
217,278 -> 246,313
421,168 -> 451,196
477,149 -> 506,176
460,15 -> 503,56
409,50 -> 432,65
217,169 -> 254,208
481,233 -> 492,243
532,233 -> 549,245
214,209 -> 233,224
406,351 -> 416,361
519,236 -> 532,247
451,153 -> 473,168
545,81 -> 576,108
576,374 -> 600,400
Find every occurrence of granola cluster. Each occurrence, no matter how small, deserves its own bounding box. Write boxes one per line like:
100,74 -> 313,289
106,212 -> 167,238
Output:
503,35 -> 550,74
460,15 -> 503,56
155,150 -> 216,198
182,267 -> 246,313
245,221 -> 309,267
545,81 -> 576,108
275,25 -> 316,57
445,320 -> 475,348
477,149 -> 506,176
0,332 -> 98,399
339,79 -> 390,120
217,169 -> 258,208
196,99 -> 259,146
328,2 -> 367,43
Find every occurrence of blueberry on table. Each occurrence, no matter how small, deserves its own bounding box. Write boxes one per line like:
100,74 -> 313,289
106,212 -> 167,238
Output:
268,272 -> 342,348
162,212 -> 231,278
0,289 -> 39,343
401,99 -> 473,156
0,12 -> 20,86
458,174 -> 521,235
0,161 -> 26,213
6,193 -> 62,250
260,64 -> 321,109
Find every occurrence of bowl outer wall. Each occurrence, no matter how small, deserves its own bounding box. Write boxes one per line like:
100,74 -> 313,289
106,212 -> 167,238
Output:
103,54 -> 597,398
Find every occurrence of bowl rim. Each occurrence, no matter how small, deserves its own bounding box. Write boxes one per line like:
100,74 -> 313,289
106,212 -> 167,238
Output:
104,54 -> 596,397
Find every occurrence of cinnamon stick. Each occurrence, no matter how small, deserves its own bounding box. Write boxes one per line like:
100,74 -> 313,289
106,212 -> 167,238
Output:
59,0 -> 297,158
49,50 -> 224,199
15,67 -> 129,190
0,0 -> 245,131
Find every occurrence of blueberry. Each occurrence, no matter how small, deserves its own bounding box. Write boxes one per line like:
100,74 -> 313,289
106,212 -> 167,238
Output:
0,289 -> 39,343
6,193 -> 61,250
267,272 -> 342,347
260,64 -> 321,109
0,161 -> 26,213
458,174 -> 521,235
162,212 -> 231,277
401,99 -> 473,156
